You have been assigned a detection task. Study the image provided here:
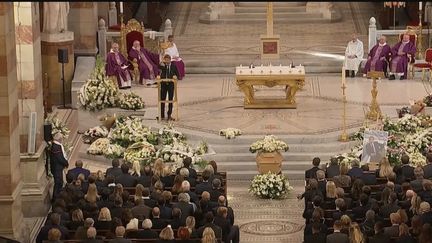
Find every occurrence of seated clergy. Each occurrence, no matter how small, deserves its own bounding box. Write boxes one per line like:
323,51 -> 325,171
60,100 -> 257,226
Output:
363,35 -> 391,77
389,33 -> 416,80
105,42 -> 132,89
128,40 -> 160,86
164,35 -> 185,80
344,33 -> 364,78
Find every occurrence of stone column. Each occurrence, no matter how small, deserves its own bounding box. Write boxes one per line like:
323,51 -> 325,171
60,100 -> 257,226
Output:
14,2 -> 51,217
69,2 -> 99,56
0,2 -> 26,242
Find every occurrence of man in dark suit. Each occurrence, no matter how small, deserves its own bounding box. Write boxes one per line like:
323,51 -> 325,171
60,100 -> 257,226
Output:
197,212 -> 223,239
49,133 -> 69,200
326,157 -> 340,178
304,222 -> 327,243
423,153 -> 432,179
67,160 -> 90,180
174,193 -> 195,225
316,170 -> 327,196
400,154 -> 415,182
115,163 -> 136,187
136,219 -> 158,239
179,167 -> 196,187
368,221 -> 391,243
151,207 -> 168,229
347,159 -> 363,179
379,193 -> 400,218
383,213 -> 400,238
82,227 -> 103,243
36,213 -> 69,243
106,158 -> 123,179
305,157 -> 322,180
362,136 -> 384,163
411,166 -> 425,193
360,164 -> 377,185
131,198 -> 151,221
195,170 -> 213,195
142,187 -> 157,208
175,157 -> 197,179
213,195 -> 235,226
352,194 -> 370,220
158,54 -> 179,121
109,226 -> 132,243
136,165 -> 152,187
326,220 -> 348,243
213,207 -> 240,243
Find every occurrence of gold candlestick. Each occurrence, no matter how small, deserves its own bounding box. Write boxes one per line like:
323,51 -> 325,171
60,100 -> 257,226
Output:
339,83 -> 349,142
418,9 -> 424,59
366,71 -> 384,120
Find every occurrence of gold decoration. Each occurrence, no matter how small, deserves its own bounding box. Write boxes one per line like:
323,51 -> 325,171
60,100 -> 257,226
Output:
156,77 -> 179,121
339,83 -> 348,142
366,71 -> 385,120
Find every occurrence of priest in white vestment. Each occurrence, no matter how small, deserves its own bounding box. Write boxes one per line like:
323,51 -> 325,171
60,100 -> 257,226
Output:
344,33 -> 364,78
164,35 -> 185,80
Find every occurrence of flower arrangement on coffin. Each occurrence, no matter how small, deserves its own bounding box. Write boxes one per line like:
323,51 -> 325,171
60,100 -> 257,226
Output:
87,138 -> 110,155
82,125 -> 109,144
118,91 -> 145,110
123,141 -> 156,171
78,56 -> 119,111
158,125 -> 187,145
108,116 -> 151,147
249,135 -> 289,153
396,114 -> 422,133
249,172 -> 293,199
104,143 -> 126,159
219,128 -> 242,139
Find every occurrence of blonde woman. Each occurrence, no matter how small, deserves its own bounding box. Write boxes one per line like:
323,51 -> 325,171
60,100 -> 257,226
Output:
159,225 -> 175,241
410,192 -> 421,215
377,157 -> 394,178
84,183 -> 100,203
134,184 -> 145,201
326,181 -> 337,200
340,215 -> 352,234
153,158 -> 165,178
95,207 -> 112,230
67,208 -> 84,230
185,216 -> 199,238
333,163 -> 352,188
349,222 -> 365,243
201,227 -> 217,243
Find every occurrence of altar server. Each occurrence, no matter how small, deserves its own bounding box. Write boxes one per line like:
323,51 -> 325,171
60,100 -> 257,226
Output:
344,33 -> 364,78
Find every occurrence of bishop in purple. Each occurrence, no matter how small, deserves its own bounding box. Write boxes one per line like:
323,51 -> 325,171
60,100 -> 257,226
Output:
389,34 -> 416,80
363,36 -> 391,76
105,42 -> 132,89
128,40 -> 161,86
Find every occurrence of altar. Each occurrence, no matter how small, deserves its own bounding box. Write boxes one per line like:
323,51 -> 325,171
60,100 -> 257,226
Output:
235,65 -> 306,109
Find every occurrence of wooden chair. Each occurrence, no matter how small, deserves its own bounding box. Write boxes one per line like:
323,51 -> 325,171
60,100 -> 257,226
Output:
120,18 -> 145,83
413,48 -> 432,82
397,30 -> 417,79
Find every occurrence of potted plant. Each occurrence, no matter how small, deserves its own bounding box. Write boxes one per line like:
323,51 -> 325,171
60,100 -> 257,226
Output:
249,135 -> 289,174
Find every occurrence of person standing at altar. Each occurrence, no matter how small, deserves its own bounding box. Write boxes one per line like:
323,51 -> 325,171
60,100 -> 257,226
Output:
363,35 -> 391,77
389,33 -> 416,80
344,33 -> 364,78
105,42 -> 132,89
129,40 -> 161,86
158,54 -> 179,121
163,35 -> 185,80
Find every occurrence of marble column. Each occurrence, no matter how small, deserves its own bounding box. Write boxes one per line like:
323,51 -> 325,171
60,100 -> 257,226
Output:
0,2 -> 26,242
14,2 -> 51,217
69,2 -> 99,56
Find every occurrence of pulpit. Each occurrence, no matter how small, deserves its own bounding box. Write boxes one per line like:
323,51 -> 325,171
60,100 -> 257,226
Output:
235,65 -> 306,109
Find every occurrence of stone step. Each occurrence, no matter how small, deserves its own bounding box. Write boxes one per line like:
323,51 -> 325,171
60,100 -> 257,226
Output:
185,66 -> 343,74
218,161 -> 320,171
234,6 -> 306,13
223,12 -> 320,19
211,16 -> 329,24
235,2 -> 306,7
225,170 -> 305,180
211,151 -> 336,162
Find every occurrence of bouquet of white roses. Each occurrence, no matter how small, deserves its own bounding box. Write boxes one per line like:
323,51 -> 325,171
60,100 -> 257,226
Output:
219,128 -> 242,139
123,141 -> 156,167
249,172 -> 293,199
397,114 -> 422,133
195,141 -> 209,155
249,135 -> 289,153
104,143 -> 126,159
108,116 -> 151,147
156,137 -> 194,163
45,115 -> 70,139
78,56 -> 119,111
82,125 -> 109,144
87,138 -> 110,155
158,125 -> 186,145
118,91 -> 145,110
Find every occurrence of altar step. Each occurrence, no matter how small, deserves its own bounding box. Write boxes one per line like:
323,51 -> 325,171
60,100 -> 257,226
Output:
235,2 -> 306,7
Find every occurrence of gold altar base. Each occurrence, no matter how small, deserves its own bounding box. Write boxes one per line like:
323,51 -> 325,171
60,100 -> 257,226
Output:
244,99 -> 297,109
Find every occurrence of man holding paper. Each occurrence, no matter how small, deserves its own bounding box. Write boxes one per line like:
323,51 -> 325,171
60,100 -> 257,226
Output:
105,42 -> 132,89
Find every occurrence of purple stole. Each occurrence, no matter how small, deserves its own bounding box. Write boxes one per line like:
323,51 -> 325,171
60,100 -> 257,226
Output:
391,42 -> 407,73
137,49 -> 156,80
114,52 -> 131,83
370,45 -> 384,71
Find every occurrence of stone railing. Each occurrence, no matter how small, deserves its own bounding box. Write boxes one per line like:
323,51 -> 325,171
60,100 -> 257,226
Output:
368,16 -> 431,53
97,18 -> 173,60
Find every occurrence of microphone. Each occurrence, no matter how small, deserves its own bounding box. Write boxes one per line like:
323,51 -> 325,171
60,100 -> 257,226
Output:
249,55 -> 260,68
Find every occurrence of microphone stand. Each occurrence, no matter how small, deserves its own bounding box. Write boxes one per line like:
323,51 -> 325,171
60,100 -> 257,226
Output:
249,55 -> 260,68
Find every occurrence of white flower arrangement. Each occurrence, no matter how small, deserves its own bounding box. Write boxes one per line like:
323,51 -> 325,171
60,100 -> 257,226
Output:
87,138 -> 110,155
118,91 -> 145,110
158,125 -> 186,145
82,125 -> 109,144
104,143 -> 125,159
249,172 -> 293,199
396,114 -> 422,133
249,135 -> 289,153
45,115 -> 70,139
78,56 -> 119,111
108,116 -> 151,147
123,141 -> 156,168
219,128 -> 242,139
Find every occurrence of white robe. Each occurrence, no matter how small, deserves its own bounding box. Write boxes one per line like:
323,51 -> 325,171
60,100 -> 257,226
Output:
164,43 -> 182,61
344,39 -> 364,72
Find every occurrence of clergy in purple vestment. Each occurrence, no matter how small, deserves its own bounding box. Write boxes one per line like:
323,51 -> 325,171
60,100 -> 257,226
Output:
389,34 -> 416,80
363,36 -> 391,76
105,42 -> 132,89
128,40 -> 161,86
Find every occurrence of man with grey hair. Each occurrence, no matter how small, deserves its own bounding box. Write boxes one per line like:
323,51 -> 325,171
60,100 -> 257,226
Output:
67,159 -> 90,180
135,219 -> 158,239
182,180 -> 199,205
174,192 -> 194,226
361,209 -> 376,237
82,227 -> 103,243
347,159 -> 363,179
180,167 -> 196,187
364,35 -> 391,77
110,226 -> 132,243
210,178 -> 223,202
49,132 -> 69,200
75,218 -> 95,240
316,170 -> 327,196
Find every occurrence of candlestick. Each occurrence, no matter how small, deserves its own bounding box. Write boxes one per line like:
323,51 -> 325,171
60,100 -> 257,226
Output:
342,66 -> 346,86
420,2 -> 423,11
120,2 -> 123,13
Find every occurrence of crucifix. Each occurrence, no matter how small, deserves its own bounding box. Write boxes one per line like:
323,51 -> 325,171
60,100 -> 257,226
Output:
260,2 -> 280,59
267,2 -> 273,36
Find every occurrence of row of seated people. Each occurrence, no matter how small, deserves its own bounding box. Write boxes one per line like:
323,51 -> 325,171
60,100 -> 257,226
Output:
37,158 -> 239,243
301,154 -> 432,243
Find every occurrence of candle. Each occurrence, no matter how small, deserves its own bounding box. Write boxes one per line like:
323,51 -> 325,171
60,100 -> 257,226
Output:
120,2 -> 123,13
342,67 -> 346,86
420,2 -> 423,11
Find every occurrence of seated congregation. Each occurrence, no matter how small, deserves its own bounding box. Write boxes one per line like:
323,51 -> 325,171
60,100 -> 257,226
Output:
36,158 -> 239,243
302,154 -> 432,243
